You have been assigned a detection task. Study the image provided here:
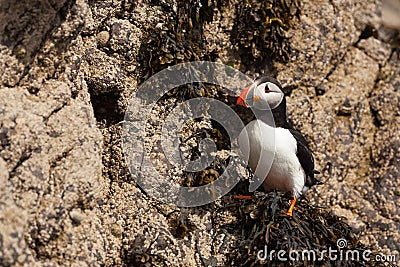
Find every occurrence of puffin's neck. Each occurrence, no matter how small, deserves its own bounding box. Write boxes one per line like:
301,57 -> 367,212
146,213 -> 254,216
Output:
255,98 -> 292,129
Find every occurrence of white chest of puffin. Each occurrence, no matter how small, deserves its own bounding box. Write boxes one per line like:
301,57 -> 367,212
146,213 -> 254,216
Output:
237,77 -> 321,216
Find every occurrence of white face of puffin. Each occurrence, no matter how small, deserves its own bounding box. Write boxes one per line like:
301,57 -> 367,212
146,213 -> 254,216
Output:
252,82 -> 284,110
237,81 -> 284,110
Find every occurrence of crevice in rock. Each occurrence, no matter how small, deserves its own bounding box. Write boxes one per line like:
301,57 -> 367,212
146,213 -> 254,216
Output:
369,77 -> 384,128
9,148 -> 33,179
89,92 -> 124,127
369,106 -> 382,128
366,51 -> 392,128
43,102 -> 69,125
49,147 -> 74,169
354,24 -> 378,47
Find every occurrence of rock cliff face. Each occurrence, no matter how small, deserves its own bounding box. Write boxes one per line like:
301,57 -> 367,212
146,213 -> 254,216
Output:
0,0 -> 398,266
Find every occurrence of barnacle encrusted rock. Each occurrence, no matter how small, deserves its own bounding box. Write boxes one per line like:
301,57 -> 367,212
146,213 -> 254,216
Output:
0,158 -> 34,266
0,80 -> 106,266
0,45 -> 24,87
0,0 -> 399,266
85,49 -> 128,95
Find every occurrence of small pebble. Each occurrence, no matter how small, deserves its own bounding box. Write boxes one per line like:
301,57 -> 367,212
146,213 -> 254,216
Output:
70,209 -> 87,224
96,31 -> 110,47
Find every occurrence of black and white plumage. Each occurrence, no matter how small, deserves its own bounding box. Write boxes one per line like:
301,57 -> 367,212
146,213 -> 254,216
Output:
237,76 -> 321,215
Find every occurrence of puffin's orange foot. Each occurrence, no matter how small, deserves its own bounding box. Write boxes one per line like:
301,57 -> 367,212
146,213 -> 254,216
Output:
284,210 -> 293,216
234,195 -> 253,200
283,196 -> 296,216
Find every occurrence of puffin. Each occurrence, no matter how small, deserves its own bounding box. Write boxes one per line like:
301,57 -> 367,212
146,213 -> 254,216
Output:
236,76 -> 321,216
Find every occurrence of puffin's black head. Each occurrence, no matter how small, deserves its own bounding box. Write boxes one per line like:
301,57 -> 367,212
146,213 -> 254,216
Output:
237,76 -> 284,110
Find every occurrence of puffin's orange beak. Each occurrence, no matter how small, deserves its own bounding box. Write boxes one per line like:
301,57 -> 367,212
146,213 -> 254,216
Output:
236,85 -> 252,107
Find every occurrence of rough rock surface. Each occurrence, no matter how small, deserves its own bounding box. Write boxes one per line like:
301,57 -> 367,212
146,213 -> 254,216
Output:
0,0 -> 399,266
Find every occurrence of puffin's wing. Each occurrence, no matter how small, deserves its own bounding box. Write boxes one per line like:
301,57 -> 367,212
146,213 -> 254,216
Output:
288,129 -> 319,186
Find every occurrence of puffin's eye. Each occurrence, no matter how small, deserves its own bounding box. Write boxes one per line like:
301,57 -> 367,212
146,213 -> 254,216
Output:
264,85 -> 271,93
